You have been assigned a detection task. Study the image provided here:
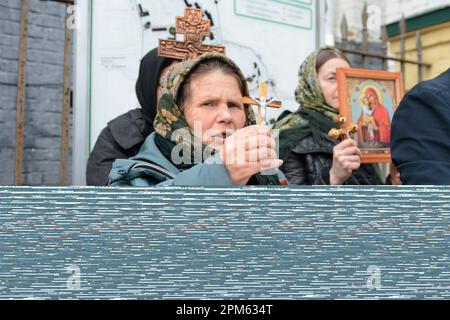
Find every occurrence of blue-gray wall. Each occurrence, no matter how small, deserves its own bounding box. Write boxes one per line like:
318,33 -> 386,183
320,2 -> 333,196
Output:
0,0 -> 72,185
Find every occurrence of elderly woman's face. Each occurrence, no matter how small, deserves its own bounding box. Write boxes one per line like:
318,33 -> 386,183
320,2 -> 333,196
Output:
317,58 -> 350,110
183,70 -> 246,149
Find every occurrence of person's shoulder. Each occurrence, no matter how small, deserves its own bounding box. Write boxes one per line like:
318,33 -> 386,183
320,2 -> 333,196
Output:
107,108 -> 144,128
106,108 -> 152,150
108,133 -> 178,186
408,68 -> 450,98
94,109 -> 143,143
395,68 -> 450,118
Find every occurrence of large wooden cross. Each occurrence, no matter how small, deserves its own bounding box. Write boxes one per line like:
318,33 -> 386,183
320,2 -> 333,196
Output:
242,82 -> 282,125
158,8 -> 225,60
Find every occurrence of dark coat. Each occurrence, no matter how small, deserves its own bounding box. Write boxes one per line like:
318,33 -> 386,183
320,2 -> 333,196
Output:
391,68 -> 450,185
280,133 -> 383,185
86,109 -> 151,186
86,48 -> 173,186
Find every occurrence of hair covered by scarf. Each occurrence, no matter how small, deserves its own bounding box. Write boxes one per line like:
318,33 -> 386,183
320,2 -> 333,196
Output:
153,53 -> 255,142
274,46 -> 342,132
151,53 -> 280,185
273,46 -> 344,159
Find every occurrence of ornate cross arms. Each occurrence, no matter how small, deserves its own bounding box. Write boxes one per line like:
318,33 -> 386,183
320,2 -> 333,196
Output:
158,8 -> 225,60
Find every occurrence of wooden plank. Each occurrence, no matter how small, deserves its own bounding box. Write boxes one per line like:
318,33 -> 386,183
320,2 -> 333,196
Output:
14,0 -> 29,186
59,4 -> 72,186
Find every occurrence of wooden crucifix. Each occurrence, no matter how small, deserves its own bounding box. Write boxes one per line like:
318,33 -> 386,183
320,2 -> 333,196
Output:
242,82 -> 282,126
158,8 -> 225,60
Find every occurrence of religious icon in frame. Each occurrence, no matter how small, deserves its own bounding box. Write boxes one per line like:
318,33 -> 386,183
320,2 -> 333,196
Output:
336,68 -> 404,163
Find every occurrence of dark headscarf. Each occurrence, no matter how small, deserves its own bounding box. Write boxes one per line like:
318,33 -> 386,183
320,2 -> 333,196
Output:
135,48 -> 173,125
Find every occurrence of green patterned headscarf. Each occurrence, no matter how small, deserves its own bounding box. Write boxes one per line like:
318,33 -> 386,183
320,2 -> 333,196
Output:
274,46 -> 340,130
273,47 -> 342,158
294,46 -> 340,120
153,53 -> 280,185
154,53 -> 255,139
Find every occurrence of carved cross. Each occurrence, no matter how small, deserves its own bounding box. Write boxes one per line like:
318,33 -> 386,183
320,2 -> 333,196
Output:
242,82 -> 282,125
158,8 -> 225,60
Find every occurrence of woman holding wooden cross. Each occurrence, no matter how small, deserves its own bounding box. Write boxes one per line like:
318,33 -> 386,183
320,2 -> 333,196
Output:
108,53 -> 286,186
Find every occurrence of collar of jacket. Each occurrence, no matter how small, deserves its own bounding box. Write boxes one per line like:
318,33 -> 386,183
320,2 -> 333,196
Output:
108,132 -> 181,184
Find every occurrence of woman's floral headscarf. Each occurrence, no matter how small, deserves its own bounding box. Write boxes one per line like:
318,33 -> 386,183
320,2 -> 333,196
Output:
152,53 -> 254,170
151,53 -> 281,185
274,46 -> 341,132
294,46 -> 340,120
153,53 -> 255,142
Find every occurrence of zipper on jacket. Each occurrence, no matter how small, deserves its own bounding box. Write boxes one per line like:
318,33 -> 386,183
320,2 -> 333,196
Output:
131,162 -> 177,179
